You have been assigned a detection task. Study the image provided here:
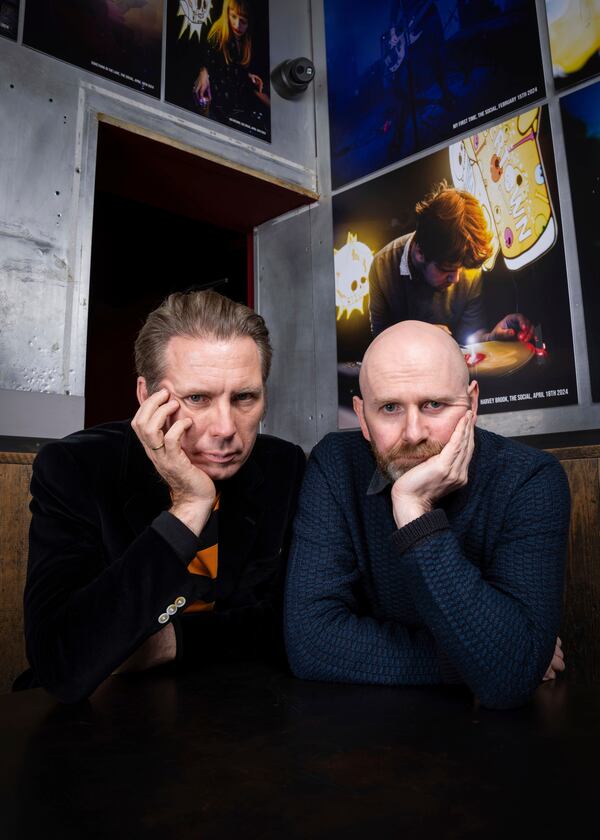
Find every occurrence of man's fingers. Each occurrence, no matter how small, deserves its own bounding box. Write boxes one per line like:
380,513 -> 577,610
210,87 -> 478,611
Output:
542,667 -> 556,682
137,386 -> 169,411
454,413 -> 475,482
429,410 -> 474,492
163,416 -> 193,449
144,400 -> 179,439
498,327 -> 515,339
133,387 -> 170,428
453,411 -> 474,466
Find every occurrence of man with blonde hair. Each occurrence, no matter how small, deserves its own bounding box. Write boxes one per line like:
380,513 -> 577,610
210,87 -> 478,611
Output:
285,321 -> 568,709
368,182 -> 533,344
21,291 -> 304,702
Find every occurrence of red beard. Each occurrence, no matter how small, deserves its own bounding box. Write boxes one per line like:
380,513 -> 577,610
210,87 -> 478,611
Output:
373,439 -> 444,480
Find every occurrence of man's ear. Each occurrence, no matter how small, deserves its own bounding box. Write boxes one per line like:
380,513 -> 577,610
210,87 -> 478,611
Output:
468,379 -> 479,422
353,396 -> 371,442
136,377 -> 149,407
412,242 -> 426,265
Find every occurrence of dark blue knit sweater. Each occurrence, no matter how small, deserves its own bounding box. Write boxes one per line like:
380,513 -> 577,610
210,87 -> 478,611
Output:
284,427 -> 570,709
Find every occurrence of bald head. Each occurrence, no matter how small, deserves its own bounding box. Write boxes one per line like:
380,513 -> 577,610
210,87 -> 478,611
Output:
360,321 -> 469,399
353,321 -> 477,477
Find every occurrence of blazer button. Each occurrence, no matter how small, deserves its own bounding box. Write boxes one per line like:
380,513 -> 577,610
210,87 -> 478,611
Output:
175,596 -> 186,608
167,604 -> 177,616
158,613 -> 169,624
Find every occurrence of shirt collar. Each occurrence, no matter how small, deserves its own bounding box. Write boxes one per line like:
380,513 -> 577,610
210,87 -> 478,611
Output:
399,232 -> 415,277
366,467 -> 392,496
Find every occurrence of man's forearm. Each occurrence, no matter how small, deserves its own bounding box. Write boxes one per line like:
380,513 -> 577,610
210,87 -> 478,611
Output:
113,623 -> 177,674
396,522 -> 564,709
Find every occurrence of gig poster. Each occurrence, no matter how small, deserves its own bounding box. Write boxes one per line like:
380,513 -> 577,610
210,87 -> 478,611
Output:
334,105 -> 577,426
325,0 -> 545,189
23,0 -> 164,98
545,0 -> 600,92
561,80 -> 600,401
165,0 -> 271,142
0,0 -> 19,40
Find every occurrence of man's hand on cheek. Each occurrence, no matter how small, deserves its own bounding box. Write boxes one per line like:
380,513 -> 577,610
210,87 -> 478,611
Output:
391,411 -> 475,529
131,388 -> 216,535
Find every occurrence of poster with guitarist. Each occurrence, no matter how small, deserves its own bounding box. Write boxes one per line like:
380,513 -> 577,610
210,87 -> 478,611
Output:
325,0 -> 545,189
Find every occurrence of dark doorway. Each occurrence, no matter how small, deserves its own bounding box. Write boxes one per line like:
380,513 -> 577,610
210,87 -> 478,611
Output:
85,121 -> 314,427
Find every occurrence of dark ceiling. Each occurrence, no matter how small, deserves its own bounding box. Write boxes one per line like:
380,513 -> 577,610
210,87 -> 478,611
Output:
95,121 -> 316,232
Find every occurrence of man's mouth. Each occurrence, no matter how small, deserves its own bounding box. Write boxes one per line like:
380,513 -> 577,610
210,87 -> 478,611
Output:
200,452 -> 238,464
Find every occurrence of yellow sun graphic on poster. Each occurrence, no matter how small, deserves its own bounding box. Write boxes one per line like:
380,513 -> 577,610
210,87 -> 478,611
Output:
334,233 -> 374,320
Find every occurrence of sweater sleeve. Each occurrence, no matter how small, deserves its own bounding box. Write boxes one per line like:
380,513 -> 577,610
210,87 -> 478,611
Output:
284,453 -> 447,686
378,458 -> 570,709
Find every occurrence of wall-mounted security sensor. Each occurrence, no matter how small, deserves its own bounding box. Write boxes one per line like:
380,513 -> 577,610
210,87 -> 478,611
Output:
271,58 -> 315,100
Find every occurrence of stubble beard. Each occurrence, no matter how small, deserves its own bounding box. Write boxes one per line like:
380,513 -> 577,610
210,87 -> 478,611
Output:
373,439 -> 444,482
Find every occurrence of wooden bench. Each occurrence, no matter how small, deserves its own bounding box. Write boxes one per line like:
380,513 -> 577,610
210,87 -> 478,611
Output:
0,451 -> 35,694
1,444 -> 599,694
547,445 -> 600,684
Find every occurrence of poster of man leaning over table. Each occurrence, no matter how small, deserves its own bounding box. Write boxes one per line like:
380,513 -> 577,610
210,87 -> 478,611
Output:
334,105 -> 577,427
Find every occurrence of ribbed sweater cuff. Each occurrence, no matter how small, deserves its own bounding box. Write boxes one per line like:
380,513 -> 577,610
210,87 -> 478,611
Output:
390,509 -> 450,555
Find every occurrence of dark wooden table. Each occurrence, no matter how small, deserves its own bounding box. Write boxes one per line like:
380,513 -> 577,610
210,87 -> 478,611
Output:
1,662 -> 598,838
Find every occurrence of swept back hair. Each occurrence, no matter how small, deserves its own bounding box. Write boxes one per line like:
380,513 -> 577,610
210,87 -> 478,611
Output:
134,290 -> 272,393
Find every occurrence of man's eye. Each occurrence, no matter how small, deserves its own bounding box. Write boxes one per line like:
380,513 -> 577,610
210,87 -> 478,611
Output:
382,403 -> 398,413
234,393 -> 256,403
186,395 -> 206,404
424,400 -> 443,410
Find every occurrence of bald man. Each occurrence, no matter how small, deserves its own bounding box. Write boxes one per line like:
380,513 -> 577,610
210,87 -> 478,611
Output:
285,321 -> 570,709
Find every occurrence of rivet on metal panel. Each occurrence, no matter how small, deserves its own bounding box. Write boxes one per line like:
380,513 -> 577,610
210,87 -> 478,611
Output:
308,415 -> 313,421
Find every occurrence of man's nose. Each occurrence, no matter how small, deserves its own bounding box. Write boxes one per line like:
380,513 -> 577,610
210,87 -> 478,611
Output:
208,402 -> 236,438
447,268 -> 460,285
402,407 -> 428,446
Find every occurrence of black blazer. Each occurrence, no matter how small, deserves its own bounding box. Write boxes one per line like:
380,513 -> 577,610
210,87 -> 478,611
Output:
21,421 -> 305,702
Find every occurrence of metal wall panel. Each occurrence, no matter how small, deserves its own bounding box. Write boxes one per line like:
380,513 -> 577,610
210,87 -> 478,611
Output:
256,207 -> 317,452
0,42 -> 78,401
